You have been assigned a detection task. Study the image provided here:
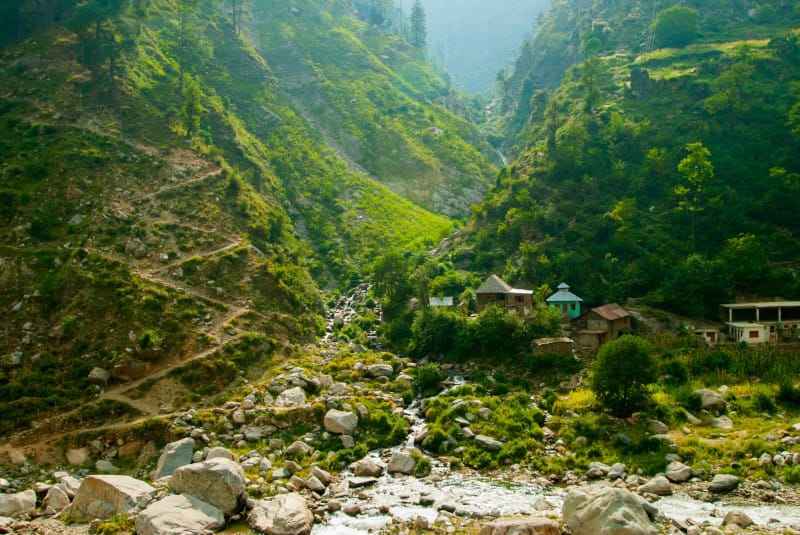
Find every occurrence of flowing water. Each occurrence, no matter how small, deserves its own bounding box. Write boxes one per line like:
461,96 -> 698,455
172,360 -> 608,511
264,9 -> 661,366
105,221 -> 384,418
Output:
313,389 -> 800,534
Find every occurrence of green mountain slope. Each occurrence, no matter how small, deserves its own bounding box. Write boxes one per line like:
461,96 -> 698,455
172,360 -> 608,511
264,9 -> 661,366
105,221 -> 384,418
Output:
251,0 -> 497,217
454,0 -> 800,318
0,0 -> 462,434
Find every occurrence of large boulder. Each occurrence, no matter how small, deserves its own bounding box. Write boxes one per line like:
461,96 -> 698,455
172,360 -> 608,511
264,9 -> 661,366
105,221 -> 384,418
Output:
694,389 -> 726,411
323,409 -> 358,435
475,435 -> 504,451
479,517 -> 560,535
708,474 -> 739,494
135,494 -> 225,535
387,450 -> 418,475
638,475 -> 672,496
67,475 -> 155,521
0,490 -> 36,518
664,461 -> 692,483
351,458 -> 384,477
170,457 -> 246,516
43,485 -> 71,515
563,485 -> 658,535
364,364 -> 394,378
152,437 -> 195,481
248,493 -> 314,535
275,387 -> 307,407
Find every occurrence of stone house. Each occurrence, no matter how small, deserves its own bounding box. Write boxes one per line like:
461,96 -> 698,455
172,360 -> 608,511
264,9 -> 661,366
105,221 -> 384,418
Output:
475,274 -> 534,318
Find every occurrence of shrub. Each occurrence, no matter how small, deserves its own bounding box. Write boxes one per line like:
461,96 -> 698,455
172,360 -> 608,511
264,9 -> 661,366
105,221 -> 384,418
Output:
777,383 -> 800,407
415,363 -> 445,396
652,6 -> 700,48
590,335 -> 657,417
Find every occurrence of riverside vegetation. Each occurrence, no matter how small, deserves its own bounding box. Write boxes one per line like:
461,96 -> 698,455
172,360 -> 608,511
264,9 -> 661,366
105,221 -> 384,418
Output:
2,0 -> 800,533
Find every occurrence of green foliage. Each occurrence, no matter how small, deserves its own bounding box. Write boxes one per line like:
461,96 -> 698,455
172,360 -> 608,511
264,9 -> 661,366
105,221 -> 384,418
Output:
414,363 -> 445,396
591,335 -> 657,417
653,7 -> 700,49
410,307 -> 463,357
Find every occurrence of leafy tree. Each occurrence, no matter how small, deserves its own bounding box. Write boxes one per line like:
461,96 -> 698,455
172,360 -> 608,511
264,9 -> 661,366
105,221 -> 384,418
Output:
674,142 -> 714,252
371,250 -> 413,321
165,0 -> 213,92
180,77 -> 203,137
411,307 -> 463,358
652,6 -> 700,49
409,0 -> 426,49
590,335 -> 656,417
229,0 -> 249,35
580,56 -> 601,112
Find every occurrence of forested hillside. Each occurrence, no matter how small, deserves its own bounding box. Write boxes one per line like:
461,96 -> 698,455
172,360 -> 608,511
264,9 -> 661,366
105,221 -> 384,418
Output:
455,0 -> 800,318
0,0 -> 481,432
251,0 -> 497,216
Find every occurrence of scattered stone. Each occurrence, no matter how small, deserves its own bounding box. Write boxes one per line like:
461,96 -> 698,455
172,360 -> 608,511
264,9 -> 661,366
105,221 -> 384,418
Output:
348,477 -> 378,488
665,461 -> 692,483
286,441 -> 313,458
136,494 -> 225,535
638,475 -> 672,496
364,364 -> 394,378
712,416 -> 734,430
95,460 -> 119,474
205,447 -> 237,462
607,463 -> 627,480
694,389 -> 726,411
708,474 -> 739,494
67,475 -> 155,521
66,448 -> 90,467
87,367 -> 111,385
152,438 -> 195,481
275,386 -> 307,407
647,419 -> 669,434
343,503 -> 361,516
170,457 -> 246,516
475,435 -> 503,451
759,453 -> 773,467
248,493 -> 314,535
43,486 -> 70,515
479,517 -> 560,535
722,510 -> 755,528
311,466 -> 332,486
351,458 -> 384,477
585,462 -> 611,479
387,450 -> 418,475
324,409 -> 358,435
0,490 -> 36,518
563,485 -> 658,535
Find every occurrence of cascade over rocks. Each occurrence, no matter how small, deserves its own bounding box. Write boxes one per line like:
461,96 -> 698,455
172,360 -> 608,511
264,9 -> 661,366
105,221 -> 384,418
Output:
479,517 -> 561,535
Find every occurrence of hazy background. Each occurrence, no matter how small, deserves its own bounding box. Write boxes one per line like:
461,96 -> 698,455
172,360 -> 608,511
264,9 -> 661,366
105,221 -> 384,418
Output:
398,0 -> 550,95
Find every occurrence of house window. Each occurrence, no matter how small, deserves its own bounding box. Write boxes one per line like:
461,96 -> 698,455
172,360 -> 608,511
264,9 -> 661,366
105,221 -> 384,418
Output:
570,303 -> 575,311
515,296 -> 524,303
496,293 -> 505,301
749,330 -> 759,339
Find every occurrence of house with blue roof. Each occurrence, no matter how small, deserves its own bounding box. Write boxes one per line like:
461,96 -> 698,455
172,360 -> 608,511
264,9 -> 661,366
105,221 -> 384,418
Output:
546,283 -> 583,319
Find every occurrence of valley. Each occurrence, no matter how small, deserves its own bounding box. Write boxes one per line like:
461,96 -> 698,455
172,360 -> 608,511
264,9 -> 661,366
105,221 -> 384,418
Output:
1,0 -> 800,534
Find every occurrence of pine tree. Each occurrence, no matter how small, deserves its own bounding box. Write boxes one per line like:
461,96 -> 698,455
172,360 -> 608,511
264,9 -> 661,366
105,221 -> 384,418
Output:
409,0 -> 426,48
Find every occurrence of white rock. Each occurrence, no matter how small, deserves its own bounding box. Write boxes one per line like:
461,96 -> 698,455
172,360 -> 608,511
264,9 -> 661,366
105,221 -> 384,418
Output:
563,484 -> 658,535
152,438 -> 195,480
135,494 -> 225,535
43,485 -> 71,515
170,457 -> 246,516
67,475 -> 155,521
324,409 -> 358,435
0,489 -> 36,517
275,387 -> 307,407
248,492 -> 313,535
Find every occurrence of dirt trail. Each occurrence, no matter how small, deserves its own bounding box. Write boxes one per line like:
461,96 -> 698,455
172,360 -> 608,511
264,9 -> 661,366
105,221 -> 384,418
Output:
0,116 -> 259,457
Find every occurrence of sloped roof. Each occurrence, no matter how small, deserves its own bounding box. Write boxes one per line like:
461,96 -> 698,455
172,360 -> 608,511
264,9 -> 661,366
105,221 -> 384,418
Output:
591,303 -> 630,321
429,296 -> 454,307
546,282 -> 583,303
476,274 -> 513,294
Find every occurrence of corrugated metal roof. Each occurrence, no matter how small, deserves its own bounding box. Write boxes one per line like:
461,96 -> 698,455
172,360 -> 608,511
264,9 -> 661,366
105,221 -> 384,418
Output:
591,303 -> 630,321
546,282 -> 583,302
429,296 -> 454,307
476,274 -> 513,294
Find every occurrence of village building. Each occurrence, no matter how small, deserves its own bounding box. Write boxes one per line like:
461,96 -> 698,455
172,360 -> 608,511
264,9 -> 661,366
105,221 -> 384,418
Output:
428,296 -> 454,308
693,328 -> 720,347
546,283 -> 583,319
475,274 -> 534,318
572,303 -> 631,350
720,301 -> 800,344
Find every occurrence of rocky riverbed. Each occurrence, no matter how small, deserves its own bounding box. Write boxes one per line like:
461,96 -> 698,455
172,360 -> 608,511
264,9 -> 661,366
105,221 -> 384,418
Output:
3,341 -> 800,534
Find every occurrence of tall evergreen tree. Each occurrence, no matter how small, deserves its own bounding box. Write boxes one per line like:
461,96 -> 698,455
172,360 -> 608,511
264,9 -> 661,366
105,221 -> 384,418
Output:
409,0 -> 426,48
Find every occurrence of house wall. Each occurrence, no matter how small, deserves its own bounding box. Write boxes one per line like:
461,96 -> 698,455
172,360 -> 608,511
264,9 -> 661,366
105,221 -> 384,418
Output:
731,325 -> 770,344
550,301 -> 581,318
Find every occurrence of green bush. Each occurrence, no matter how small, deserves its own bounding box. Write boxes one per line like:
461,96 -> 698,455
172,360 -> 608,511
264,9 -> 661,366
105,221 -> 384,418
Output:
777,383 -> 800,407
652,6 -> 700,48
415,363 -> 445,396
590,335 -> 657,417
